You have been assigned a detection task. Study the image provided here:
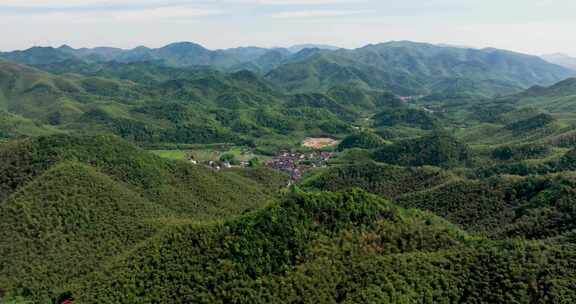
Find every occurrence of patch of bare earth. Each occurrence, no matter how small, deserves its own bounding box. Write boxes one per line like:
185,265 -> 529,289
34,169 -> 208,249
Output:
302,137 -> 339,149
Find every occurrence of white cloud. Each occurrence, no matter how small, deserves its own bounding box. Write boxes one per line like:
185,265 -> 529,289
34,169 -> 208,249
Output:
0,0 -> 140,7
257,0 -> 356,4
0,0 -> 356,7
271,9 -> 366,18
1,0 -> 576,56
115,6 -> 222,20
0,1 -> 222,19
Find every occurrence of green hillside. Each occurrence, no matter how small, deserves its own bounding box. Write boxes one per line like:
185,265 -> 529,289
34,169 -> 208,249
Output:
373,133 -> 470,167
0,161 -> 167,298
300,162 -> 453,199
498,78 -> 576,112
300,160 -> 576,241
3,40 -> 576,304
44,190 -> 576,303
0,60 -> 357,148
374,108 -> 441,130
0,135 -> 277,217
265,52 -> 422,94
337,131 -> 387,151
0,135 -> 282,301
4,41 -> 573,98
265,41 -> 574,96
397,173 -> 576,240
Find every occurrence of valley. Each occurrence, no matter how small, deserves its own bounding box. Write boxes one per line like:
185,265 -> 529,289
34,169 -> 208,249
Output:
2,40 -> 576,303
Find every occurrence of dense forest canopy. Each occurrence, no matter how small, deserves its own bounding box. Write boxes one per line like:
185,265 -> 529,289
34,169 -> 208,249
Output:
2,40 -> 576,303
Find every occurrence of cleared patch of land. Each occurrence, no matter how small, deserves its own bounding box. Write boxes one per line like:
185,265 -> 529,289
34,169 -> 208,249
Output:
302,137 -> 339,149
150,150 -> 188,160
150,147 -> 271,162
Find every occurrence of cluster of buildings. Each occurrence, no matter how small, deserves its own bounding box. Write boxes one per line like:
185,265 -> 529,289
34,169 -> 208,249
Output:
187,155 -> 250,171
398,95 -> 423,103
266,151 -> 334,183
399,96 -> 415,103
183,149 -> 335,181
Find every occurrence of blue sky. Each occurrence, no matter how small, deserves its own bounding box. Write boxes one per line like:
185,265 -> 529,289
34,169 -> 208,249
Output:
1,0 -> 575,55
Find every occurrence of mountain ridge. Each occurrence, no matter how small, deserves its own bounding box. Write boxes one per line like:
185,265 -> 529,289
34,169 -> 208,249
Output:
1,41 -> 573,97
542,53 -> 576,71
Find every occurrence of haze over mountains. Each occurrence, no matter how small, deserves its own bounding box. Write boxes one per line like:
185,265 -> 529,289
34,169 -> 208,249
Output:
1,41 -> 574,98
542,53 -> 576,71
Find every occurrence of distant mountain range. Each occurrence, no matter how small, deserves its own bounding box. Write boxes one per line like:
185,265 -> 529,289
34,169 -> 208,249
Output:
0,42 -> 339,69
1,41 -> 574,97
542,53 -> 576,71
266,41 -> 575,96
286,44 -> 341,53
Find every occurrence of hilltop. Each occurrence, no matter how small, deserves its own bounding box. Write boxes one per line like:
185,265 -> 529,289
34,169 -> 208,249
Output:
0,134 -> 285,301
0,60 -> 366,147
2,41 -> 573,97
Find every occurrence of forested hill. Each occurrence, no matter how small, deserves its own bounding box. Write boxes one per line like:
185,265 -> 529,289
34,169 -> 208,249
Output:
4,39 -> 576,304
0,60 -> 380,145
494,77 -> 576,112
267,41 -> 575,96
0,134 -> 286,302
2,41 -> 574,97
69,189 -> 576,303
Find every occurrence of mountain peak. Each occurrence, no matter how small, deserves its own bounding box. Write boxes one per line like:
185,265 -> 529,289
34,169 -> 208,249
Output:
58,44 -> 74,50
288,44 -> 340,53
161,41 -> 207,51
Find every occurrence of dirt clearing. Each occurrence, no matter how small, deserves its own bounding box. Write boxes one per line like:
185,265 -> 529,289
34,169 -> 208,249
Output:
302,137 -> 339,149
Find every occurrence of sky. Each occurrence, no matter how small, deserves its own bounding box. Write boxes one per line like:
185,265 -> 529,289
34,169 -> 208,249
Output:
1,0 -> 575,56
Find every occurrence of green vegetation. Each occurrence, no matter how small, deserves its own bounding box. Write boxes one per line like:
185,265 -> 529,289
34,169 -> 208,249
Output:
505,113 -> 556,133
0,135 -> 283,302
0,135 -> 277,216
337,131 -> 387,151
150,149 -> 188,160
491,143 -> 552,161
397,174 -> 576,240
302,161 -> 576,242
374,108 -> 440,130
3,41 -> 576,303
25,189 -> 576,303
373,133 -> 470,167
301,162 -> 452,200
0,60 -> 355,150
265,41 -> 574,95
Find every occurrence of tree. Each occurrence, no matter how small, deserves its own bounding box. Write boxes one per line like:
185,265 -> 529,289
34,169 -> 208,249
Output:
249,157 -> 260,167
220,153 -> 236,163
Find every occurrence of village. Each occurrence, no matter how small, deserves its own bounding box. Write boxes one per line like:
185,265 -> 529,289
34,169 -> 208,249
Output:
266,151 -> 335,183
186,149 -> 334,183
179,138 -> 338,184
